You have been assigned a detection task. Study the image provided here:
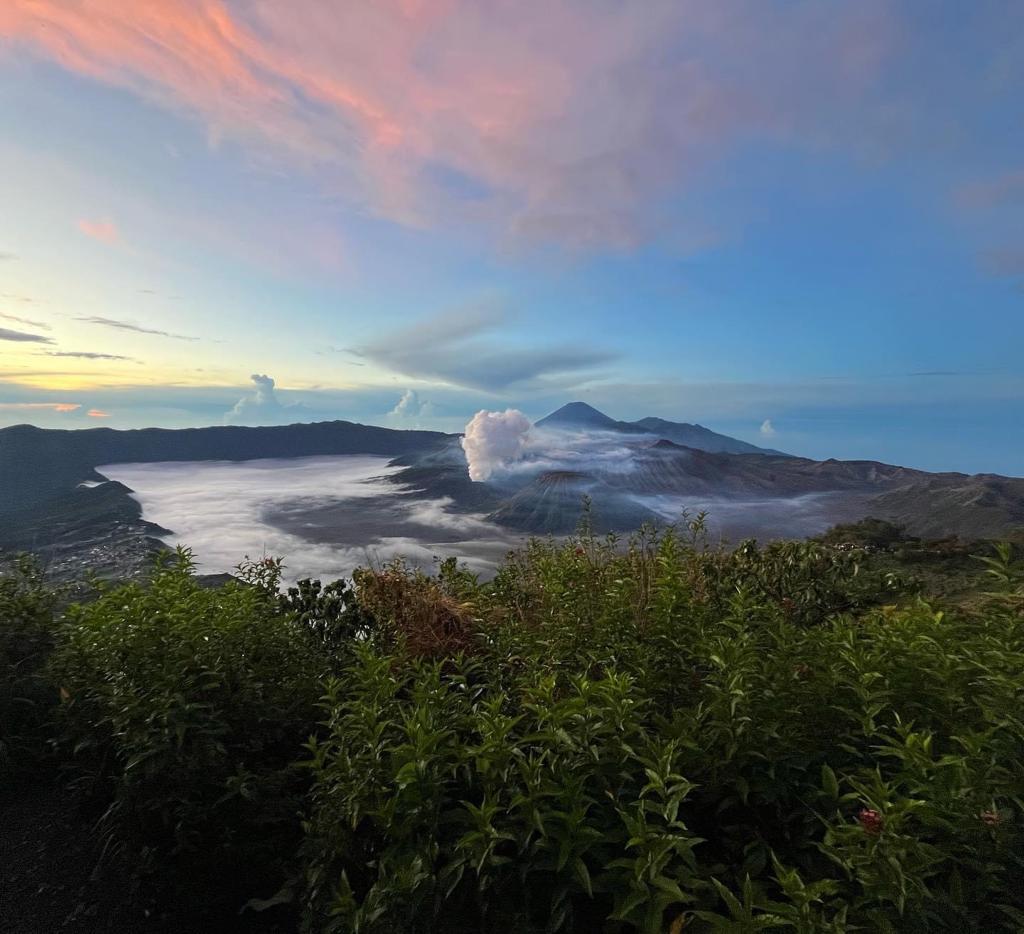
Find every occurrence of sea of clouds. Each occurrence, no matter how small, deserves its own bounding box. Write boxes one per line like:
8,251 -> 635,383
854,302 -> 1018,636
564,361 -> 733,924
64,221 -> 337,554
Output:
100,455 -> 520,583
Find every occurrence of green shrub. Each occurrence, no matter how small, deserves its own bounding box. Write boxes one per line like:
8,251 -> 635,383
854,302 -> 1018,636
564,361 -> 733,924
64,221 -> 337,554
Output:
23,526 -> 1024,931
300,651 -> 704,933
48,549 -> 324,877
297,529 -> 1024,932
0,553 -> 58,773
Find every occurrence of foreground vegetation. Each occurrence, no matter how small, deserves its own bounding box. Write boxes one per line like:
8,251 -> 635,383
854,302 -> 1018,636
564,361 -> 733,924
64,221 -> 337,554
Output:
2,518 -> 1023,932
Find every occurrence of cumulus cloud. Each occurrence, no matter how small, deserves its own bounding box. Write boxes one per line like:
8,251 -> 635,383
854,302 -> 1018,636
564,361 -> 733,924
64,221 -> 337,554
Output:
389,389 -> 434,419
360,303 -> 616,392
226,373 -> 281,423
760,419 -> 777,437
76,315 -> 199,341
225,373 -> 310,425
461,409 -> 532,481
0,326 -> 53,343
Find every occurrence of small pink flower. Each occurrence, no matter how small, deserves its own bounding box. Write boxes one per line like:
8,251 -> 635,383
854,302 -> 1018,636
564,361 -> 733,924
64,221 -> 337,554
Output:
980,810 -> 1001,827
857,808 -> 883,835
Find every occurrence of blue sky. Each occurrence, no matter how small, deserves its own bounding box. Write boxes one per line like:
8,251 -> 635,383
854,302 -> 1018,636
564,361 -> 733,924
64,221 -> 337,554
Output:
0,1 -> 1021,474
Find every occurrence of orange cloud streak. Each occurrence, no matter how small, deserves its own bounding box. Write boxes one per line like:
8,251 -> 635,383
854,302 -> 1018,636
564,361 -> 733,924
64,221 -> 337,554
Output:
87,408 -> 111,418
0,402 -> 81,412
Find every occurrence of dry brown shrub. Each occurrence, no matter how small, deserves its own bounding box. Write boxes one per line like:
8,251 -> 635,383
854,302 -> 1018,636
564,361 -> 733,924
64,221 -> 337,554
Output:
354,564 -> 478,659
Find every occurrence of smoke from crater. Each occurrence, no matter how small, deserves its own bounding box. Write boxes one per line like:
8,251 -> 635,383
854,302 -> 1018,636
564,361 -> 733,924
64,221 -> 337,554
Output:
461,408 -> 531,481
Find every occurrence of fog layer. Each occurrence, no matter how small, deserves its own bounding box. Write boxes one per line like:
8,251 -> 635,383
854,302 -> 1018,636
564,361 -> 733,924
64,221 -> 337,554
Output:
100,456 -> 521,582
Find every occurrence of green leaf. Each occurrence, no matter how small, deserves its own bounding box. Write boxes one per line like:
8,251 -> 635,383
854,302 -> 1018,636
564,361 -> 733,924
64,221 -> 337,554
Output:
822,764 -> 839,800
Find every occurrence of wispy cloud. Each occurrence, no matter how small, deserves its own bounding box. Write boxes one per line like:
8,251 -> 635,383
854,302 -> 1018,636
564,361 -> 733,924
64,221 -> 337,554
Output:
359,302 -> 616,392
956,169 -> 1024,211
77,218 -> 119,244
981,249 -> 1024,278
0,251 -> 17,261
87,408 -> 111,418
0,0 -> 923,251
0,311 -> 50,330
0,402 -> 80,412
0,326 -> 53,344
76,315 -> 199,341
41,350 -> 140,362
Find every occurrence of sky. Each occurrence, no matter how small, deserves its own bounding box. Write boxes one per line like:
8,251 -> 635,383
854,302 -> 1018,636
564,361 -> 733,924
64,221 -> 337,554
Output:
0,0 -> 1021,475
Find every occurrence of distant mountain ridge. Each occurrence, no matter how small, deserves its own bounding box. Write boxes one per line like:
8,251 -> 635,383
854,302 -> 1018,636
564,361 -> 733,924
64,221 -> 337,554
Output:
0,420 -> 451,577
0,420 -> 449,519
391,403 -> 1024,542
535,401 -> 787,456
2,408 -> 1022,583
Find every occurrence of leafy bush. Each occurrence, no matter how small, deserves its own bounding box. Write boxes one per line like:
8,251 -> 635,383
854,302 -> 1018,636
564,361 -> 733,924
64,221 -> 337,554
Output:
0,553 -> 58,772
281,576 -> 372,652
298,529 -> 1024,932
14,526 -> 1024,931
818,517 -> 917,550
48,548 -> 324,880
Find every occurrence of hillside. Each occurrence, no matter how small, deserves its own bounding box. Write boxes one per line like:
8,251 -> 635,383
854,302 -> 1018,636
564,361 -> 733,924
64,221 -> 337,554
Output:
536,401 -> 786,455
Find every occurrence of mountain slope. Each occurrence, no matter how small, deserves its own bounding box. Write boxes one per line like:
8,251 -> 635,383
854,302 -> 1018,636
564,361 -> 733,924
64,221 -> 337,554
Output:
632,417 -> 787,456
535,402 -> 638,433
535,402 -> 785,455
392,437 -> 1024,542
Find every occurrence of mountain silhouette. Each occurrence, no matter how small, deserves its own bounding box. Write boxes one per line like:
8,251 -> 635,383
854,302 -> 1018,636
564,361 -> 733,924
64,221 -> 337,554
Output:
536,401 -> 786,455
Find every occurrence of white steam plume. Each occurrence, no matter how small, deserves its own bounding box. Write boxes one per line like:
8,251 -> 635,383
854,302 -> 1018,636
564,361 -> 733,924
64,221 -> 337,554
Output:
461,409 -> 531,481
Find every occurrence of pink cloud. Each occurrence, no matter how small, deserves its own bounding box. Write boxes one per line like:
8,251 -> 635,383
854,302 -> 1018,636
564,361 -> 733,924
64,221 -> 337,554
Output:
87,408 -> 111,418
0,1 -> 909,250
0,402 -> 80,412
981,248 -> 1024,278
956,169 -> 1024,211
77,218 -> 120,244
